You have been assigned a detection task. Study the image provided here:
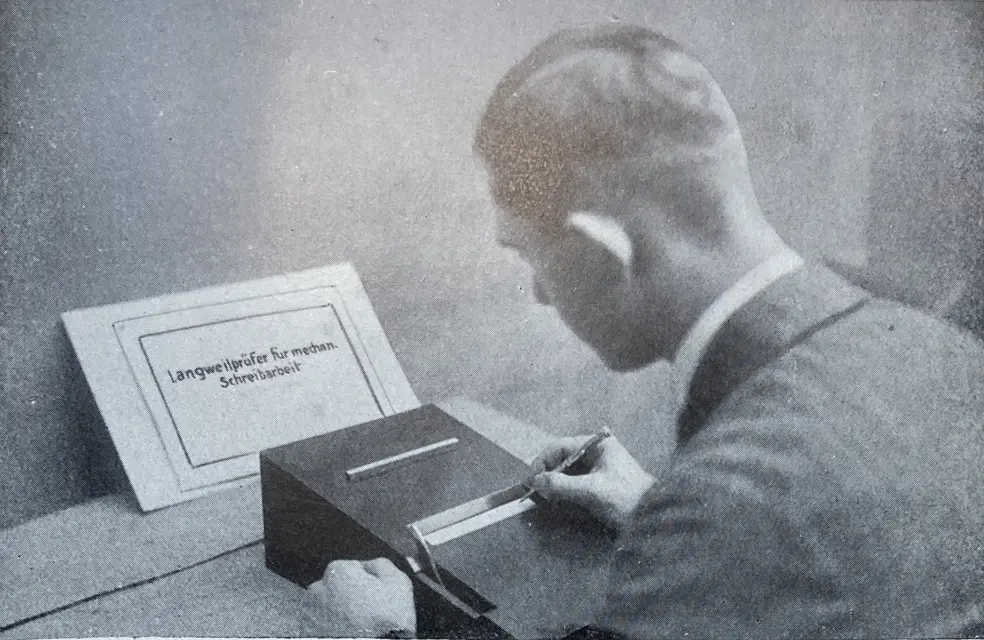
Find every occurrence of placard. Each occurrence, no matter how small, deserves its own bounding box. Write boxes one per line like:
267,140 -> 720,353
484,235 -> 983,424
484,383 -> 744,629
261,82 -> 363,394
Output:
63,263 -> 419,511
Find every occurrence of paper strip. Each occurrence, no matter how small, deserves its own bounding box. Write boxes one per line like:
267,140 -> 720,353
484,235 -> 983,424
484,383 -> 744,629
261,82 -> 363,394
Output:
345,437 -> 459,481
424,497 -> 536,547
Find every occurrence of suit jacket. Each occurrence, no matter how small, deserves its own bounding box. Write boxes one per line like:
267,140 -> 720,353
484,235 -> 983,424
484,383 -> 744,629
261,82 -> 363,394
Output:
582,264 -> 984,639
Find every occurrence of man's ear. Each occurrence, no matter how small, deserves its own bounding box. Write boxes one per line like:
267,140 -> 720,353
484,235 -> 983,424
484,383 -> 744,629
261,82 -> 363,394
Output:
566,212 -> 634,271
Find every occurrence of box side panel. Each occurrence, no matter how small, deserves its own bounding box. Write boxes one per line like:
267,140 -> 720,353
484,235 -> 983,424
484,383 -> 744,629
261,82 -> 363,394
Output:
261,455 -> 390,586
261,454 -> 506,637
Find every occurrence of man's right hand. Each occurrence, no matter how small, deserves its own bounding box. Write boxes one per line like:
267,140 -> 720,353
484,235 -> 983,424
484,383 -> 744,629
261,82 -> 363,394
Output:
527,434 -> 655,531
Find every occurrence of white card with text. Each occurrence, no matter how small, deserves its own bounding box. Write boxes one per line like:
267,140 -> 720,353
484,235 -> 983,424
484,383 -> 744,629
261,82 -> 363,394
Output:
63,263 -> 419,511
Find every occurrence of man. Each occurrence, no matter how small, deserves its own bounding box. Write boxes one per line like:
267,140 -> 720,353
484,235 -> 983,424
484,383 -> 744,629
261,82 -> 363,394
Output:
302,25 -> 984,638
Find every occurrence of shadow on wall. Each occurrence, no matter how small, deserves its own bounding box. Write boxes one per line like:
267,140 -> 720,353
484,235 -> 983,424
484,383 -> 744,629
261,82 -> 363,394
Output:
58,326 -> 130,498
832,2 -> 984,336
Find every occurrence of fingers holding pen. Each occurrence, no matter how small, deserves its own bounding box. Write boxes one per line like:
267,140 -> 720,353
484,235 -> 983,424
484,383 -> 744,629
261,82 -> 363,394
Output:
529,435 -> 593,474
529,468 -> 604,506
525,431 -> 654,531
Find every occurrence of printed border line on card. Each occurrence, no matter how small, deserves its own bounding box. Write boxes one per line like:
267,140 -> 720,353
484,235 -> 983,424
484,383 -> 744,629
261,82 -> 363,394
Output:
332,292 -> 397,413
109,286 -> 348,478
137,303 -> 386,471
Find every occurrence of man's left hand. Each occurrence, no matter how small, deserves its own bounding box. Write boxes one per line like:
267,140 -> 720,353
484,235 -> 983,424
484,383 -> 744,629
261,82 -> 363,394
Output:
300,558 -> 416,638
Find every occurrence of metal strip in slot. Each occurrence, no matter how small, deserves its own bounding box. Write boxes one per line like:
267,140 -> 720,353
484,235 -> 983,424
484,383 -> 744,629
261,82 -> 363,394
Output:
404,555 -> 422,574
409,523 -> 447,591
413,484 -> 527,536
423,497 -> 535,546
345,437 -> 459,481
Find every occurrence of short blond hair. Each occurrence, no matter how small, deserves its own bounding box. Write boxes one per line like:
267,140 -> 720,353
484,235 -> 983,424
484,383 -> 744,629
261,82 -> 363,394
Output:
474,25 -> 741,230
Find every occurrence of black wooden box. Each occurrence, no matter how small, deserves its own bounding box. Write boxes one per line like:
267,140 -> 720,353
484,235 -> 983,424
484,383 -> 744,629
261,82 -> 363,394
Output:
260,403 -> 614,639
260,403 -> 531,637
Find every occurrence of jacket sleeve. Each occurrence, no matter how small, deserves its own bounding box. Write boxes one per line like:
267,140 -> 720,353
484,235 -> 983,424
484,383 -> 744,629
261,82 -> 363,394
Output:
562,626 -> 628,640
594,421 -> 852,639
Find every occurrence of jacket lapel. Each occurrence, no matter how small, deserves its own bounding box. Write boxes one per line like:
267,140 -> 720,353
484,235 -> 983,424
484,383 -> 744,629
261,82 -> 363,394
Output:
677,264 -> 870,444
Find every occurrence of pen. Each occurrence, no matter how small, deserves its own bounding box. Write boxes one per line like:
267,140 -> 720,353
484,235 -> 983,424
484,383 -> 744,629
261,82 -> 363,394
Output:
519,427 -> 612,501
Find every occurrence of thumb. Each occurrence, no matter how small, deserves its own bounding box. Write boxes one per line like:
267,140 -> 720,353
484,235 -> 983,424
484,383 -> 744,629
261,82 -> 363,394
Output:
361,557 -> 398,578
531,470 -> 602,508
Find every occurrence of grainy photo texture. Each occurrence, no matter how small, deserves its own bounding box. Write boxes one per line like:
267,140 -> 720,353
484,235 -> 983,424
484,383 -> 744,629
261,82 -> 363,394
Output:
2,1 -> 984,639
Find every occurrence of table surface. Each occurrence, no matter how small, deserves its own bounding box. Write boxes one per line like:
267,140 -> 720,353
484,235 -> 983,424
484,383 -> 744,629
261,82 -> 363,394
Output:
0,398 -> 556,639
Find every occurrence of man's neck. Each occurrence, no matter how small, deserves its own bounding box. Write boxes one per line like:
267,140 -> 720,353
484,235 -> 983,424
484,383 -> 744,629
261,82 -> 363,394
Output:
671,246 -> 805,408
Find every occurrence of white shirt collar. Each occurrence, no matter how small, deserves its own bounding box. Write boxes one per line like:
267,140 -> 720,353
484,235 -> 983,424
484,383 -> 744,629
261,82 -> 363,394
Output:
673,249 -> 805,408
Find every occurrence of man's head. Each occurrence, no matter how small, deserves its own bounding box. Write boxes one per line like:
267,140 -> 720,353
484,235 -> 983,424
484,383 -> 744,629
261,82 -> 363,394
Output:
475,25 -> 790,370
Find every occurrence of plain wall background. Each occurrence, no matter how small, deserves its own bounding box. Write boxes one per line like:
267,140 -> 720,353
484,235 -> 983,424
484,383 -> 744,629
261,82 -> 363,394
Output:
1,0 -> 982,530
